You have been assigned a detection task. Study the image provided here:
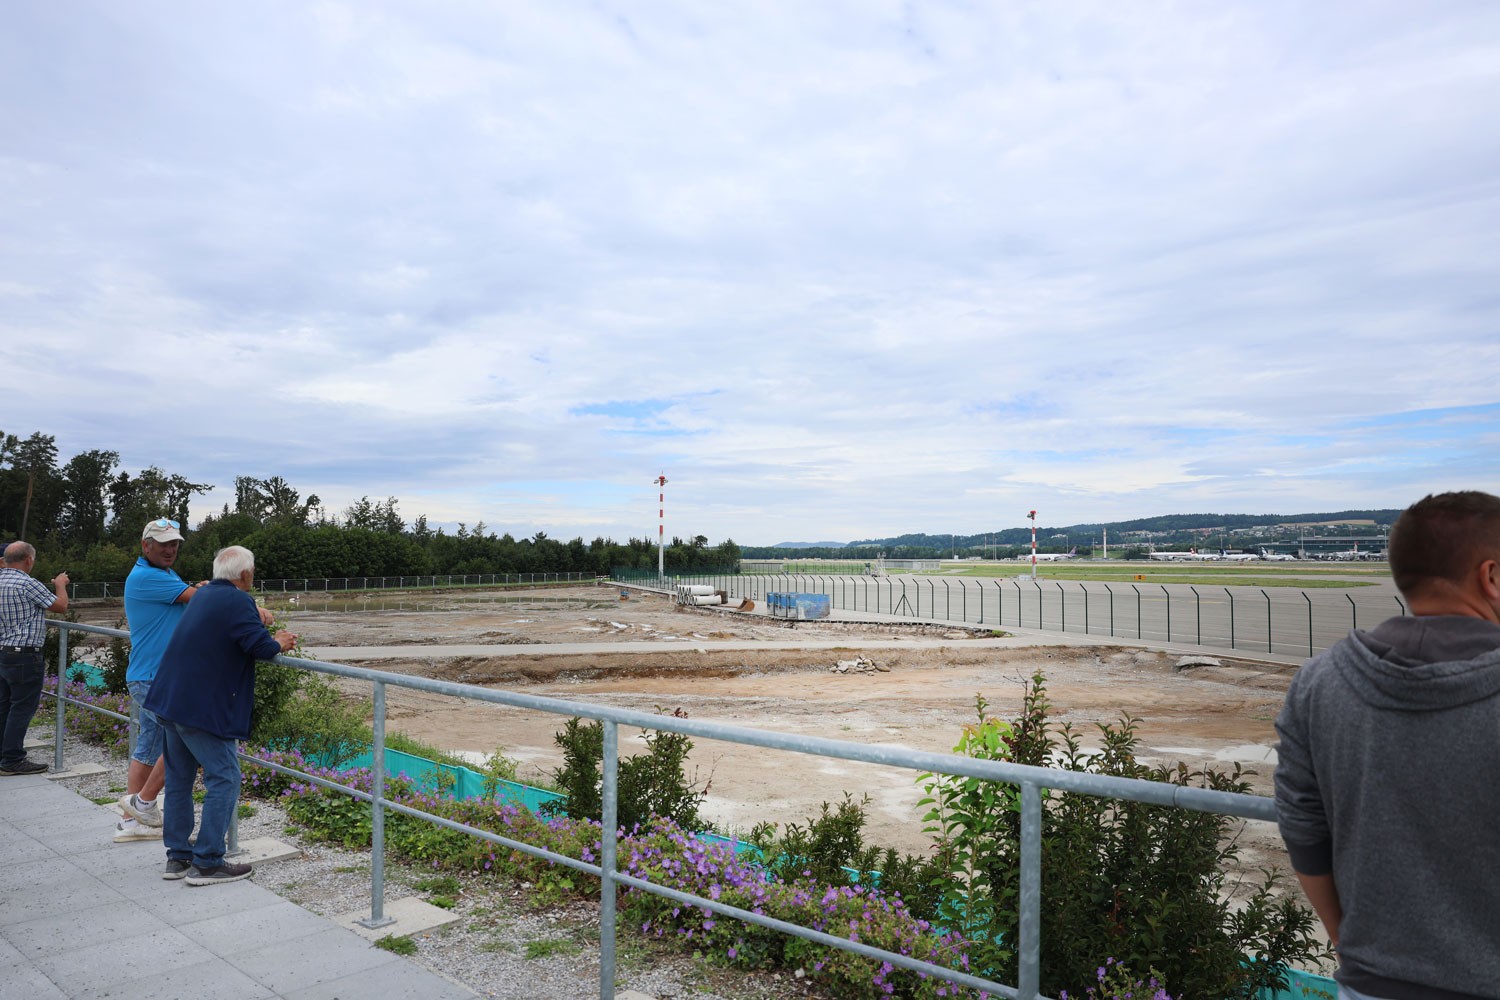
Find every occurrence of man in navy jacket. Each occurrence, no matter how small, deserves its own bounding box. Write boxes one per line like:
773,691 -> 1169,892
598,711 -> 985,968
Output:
144,545 -> 295,886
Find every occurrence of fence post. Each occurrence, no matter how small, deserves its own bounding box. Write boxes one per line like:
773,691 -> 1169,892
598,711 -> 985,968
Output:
943,579 -> 951,621
1162,585 -> 1171,643
1262,589 -> 1272,654
1130,584 -> 1142,638
1305,592 -> 1315,657
1228,588 -> 1236,649
1347,593 -> 1357,633
1055,582 -> 1065,632
600,721 -> 619,1000
1190,587 -> 1201,645
1032,579 -> 1042,629
358,680 -> 394,929
1104,583 -> 1114,636
1013,580 -> 1022,627
1018,780 -> 1042,1000
1082,584 -> 1089,635
1395,595 -> 1406,616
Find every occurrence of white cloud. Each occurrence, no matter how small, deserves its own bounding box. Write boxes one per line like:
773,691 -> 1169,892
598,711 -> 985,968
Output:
2,1 -> 1498,544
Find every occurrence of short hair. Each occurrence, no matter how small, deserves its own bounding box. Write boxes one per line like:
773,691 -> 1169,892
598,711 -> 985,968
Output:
213,545 -> 256,581
1388,491 -> 1500,596
3,541 -> 35,565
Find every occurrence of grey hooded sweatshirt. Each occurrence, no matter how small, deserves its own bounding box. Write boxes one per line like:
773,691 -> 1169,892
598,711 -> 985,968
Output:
1275,615 -> 1500,1000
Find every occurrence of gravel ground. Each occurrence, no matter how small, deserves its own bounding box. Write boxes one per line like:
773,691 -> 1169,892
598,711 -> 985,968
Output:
43,726 -> 831,1000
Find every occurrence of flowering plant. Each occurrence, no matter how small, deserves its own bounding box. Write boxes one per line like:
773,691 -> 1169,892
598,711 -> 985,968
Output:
1059,957 -> 1174,1000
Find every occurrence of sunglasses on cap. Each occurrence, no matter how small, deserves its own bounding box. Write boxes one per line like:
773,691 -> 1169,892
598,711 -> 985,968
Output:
152,518 -> 181,529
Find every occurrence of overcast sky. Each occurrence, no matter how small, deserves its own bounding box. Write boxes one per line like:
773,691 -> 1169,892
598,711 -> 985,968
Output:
3,2 -> 1498,545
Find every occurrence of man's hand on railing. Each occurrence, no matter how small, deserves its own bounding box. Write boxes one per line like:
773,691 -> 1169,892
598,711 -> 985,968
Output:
274,630 -> 298,654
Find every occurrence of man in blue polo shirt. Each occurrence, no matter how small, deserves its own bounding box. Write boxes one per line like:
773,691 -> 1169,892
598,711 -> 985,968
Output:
117,517 -> 200,842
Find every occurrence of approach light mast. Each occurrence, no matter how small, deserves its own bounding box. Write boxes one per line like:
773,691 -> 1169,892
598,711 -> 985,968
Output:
655,474 -> 668,583
1028,509 -> 1038,580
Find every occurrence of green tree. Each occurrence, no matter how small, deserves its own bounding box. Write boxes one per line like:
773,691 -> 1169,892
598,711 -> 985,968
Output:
59,449 -> 120,548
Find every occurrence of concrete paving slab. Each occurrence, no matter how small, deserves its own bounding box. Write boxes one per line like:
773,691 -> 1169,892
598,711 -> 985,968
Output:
75,955 -> 277,1000
0,898 -> 171,958
2,778 -> 483,1000
179,898 -> 332,958
30,925 -> 217,995
333,894 -> 463,941
226,835 -> 302,865
282,957 -> 478,999
225,925 -> 402,994
45,762 -> 109,780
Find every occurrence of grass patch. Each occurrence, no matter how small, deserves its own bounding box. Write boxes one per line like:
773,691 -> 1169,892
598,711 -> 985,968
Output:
524,937 -> 581,960
412,875 -> 462,895
91,795 -> 119,805
428,895 -> 457,910
375,935 -> 418,956
237,804 -> 257,819
384,731 -> 469,768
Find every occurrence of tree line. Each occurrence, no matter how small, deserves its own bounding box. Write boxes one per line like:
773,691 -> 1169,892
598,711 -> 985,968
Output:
0,429 -> 740,583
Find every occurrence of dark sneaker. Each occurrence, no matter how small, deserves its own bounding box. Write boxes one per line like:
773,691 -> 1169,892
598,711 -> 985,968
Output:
0,759 -> 47,776
185,862 -> 253,886
163,859 -> 193,880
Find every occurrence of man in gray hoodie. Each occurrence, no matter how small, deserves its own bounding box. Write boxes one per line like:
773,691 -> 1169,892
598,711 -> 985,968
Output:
1275,490 -> 1500,1000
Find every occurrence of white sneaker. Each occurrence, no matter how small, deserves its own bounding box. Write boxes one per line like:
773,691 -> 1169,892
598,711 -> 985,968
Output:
113,821 -> 162,843
120,793 -> 163,827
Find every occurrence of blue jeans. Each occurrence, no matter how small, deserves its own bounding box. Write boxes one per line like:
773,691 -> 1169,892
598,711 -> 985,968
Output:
126,679 -> 164,766
162,721 -> 241,870
0,648 -> 45,769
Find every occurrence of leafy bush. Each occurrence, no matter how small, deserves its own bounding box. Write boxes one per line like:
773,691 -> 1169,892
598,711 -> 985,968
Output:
549,708 -> 709,833
252,673 -> 369,766
920,672 -> 1327,999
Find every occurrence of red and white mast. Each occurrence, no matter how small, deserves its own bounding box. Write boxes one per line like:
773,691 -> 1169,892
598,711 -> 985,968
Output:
1028,509 -> 1038,579
655,473 -> 668,582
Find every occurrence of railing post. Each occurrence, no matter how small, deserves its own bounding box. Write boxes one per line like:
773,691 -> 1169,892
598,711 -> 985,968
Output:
53,624 -> 69,772
1262,589 -> 1272,653
1018,780 -> 1042,1000
600,721 -> 619,1000
359,680 -> 394,929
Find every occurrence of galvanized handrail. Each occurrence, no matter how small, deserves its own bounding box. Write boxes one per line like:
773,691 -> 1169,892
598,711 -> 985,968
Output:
43,618 -> 1277,1000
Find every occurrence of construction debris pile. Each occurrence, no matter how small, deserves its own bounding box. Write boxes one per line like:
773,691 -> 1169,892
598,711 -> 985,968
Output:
831,656 -> 889,675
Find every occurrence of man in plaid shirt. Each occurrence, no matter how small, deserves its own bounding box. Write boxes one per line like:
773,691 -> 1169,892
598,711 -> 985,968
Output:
0,541 -> 69,775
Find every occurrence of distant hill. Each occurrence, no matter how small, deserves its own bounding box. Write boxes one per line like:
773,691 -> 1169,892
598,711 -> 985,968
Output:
770,540 -> 849,549
742,510 -> 1402,560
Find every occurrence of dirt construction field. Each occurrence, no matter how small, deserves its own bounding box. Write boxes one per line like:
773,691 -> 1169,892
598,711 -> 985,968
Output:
232,584 -> 1297,876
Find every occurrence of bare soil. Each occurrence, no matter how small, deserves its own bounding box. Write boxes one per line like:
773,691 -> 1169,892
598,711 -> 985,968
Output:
237,586 -> 1294,875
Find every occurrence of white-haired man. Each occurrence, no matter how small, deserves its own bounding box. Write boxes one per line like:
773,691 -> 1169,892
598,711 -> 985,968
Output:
144,546 -> 295,885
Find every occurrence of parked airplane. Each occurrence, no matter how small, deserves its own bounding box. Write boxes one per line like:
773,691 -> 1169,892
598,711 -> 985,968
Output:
1020,547 -> 1077,562
1260,550 -> 1298,561
1219,552 -> 1257,562
1149,549 -> 1215,561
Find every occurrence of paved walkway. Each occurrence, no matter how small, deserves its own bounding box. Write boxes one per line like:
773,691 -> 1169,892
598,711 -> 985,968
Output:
0,771 -> 475,1000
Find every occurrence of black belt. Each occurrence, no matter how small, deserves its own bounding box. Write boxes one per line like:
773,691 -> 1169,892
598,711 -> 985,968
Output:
2,645 -> 42,653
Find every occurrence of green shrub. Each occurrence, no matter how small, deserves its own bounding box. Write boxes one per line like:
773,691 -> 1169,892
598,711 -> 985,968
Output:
254,673 -> 370,766
548,707 -> 709,833
920,672 -> 1328,998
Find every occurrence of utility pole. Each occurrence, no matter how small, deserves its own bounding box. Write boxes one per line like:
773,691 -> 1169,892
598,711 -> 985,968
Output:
1103,527 -> 1108,560
1028,509 -> 1038,580
654,473 -> 667,583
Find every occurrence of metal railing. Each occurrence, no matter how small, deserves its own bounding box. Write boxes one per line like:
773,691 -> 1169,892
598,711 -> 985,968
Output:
64,572 -> 597,601
645,571 -> 1404,659
42,618 -> 1278,1000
